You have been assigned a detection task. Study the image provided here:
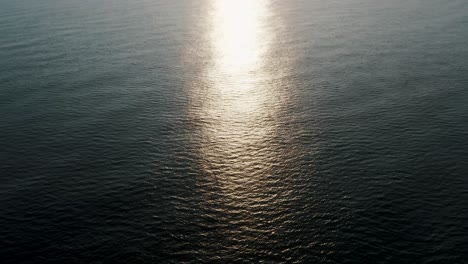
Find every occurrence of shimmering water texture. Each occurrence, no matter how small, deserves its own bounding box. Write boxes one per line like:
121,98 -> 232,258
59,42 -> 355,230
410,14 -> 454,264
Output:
1,0 -> 468,263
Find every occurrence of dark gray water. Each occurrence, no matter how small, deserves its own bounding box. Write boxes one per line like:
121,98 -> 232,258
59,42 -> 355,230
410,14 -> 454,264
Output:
1,0 -> 468,263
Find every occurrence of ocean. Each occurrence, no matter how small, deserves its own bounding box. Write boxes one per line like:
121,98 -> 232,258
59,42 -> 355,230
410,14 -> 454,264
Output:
1,0 -> 467,262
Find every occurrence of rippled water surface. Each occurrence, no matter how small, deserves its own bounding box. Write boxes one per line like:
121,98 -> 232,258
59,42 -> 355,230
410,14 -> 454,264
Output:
1,0 -> 468,263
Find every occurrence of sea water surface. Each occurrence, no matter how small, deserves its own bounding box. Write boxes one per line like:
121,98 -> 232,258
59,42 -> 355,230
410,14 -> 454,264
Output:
1,0 -> 468,263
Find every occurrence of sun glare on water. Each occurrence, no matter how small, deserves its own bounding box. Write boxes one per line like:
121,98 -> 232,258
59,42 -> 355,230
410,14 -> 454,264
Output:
191,0 -> 287,189
212,0 -> 268,73
206,0 -> 273,118
186,0 -> 299,249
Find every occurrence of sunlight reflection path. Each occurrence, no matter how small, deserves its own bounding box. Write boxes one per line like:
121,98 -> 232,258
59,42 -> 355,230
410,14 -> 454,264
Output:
185,0 -> 304,254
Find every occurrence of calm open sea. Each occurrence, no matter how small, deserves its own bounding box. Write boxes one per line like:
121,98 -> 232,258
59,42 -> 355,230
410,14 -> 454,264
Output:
1,0 -> 467,263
